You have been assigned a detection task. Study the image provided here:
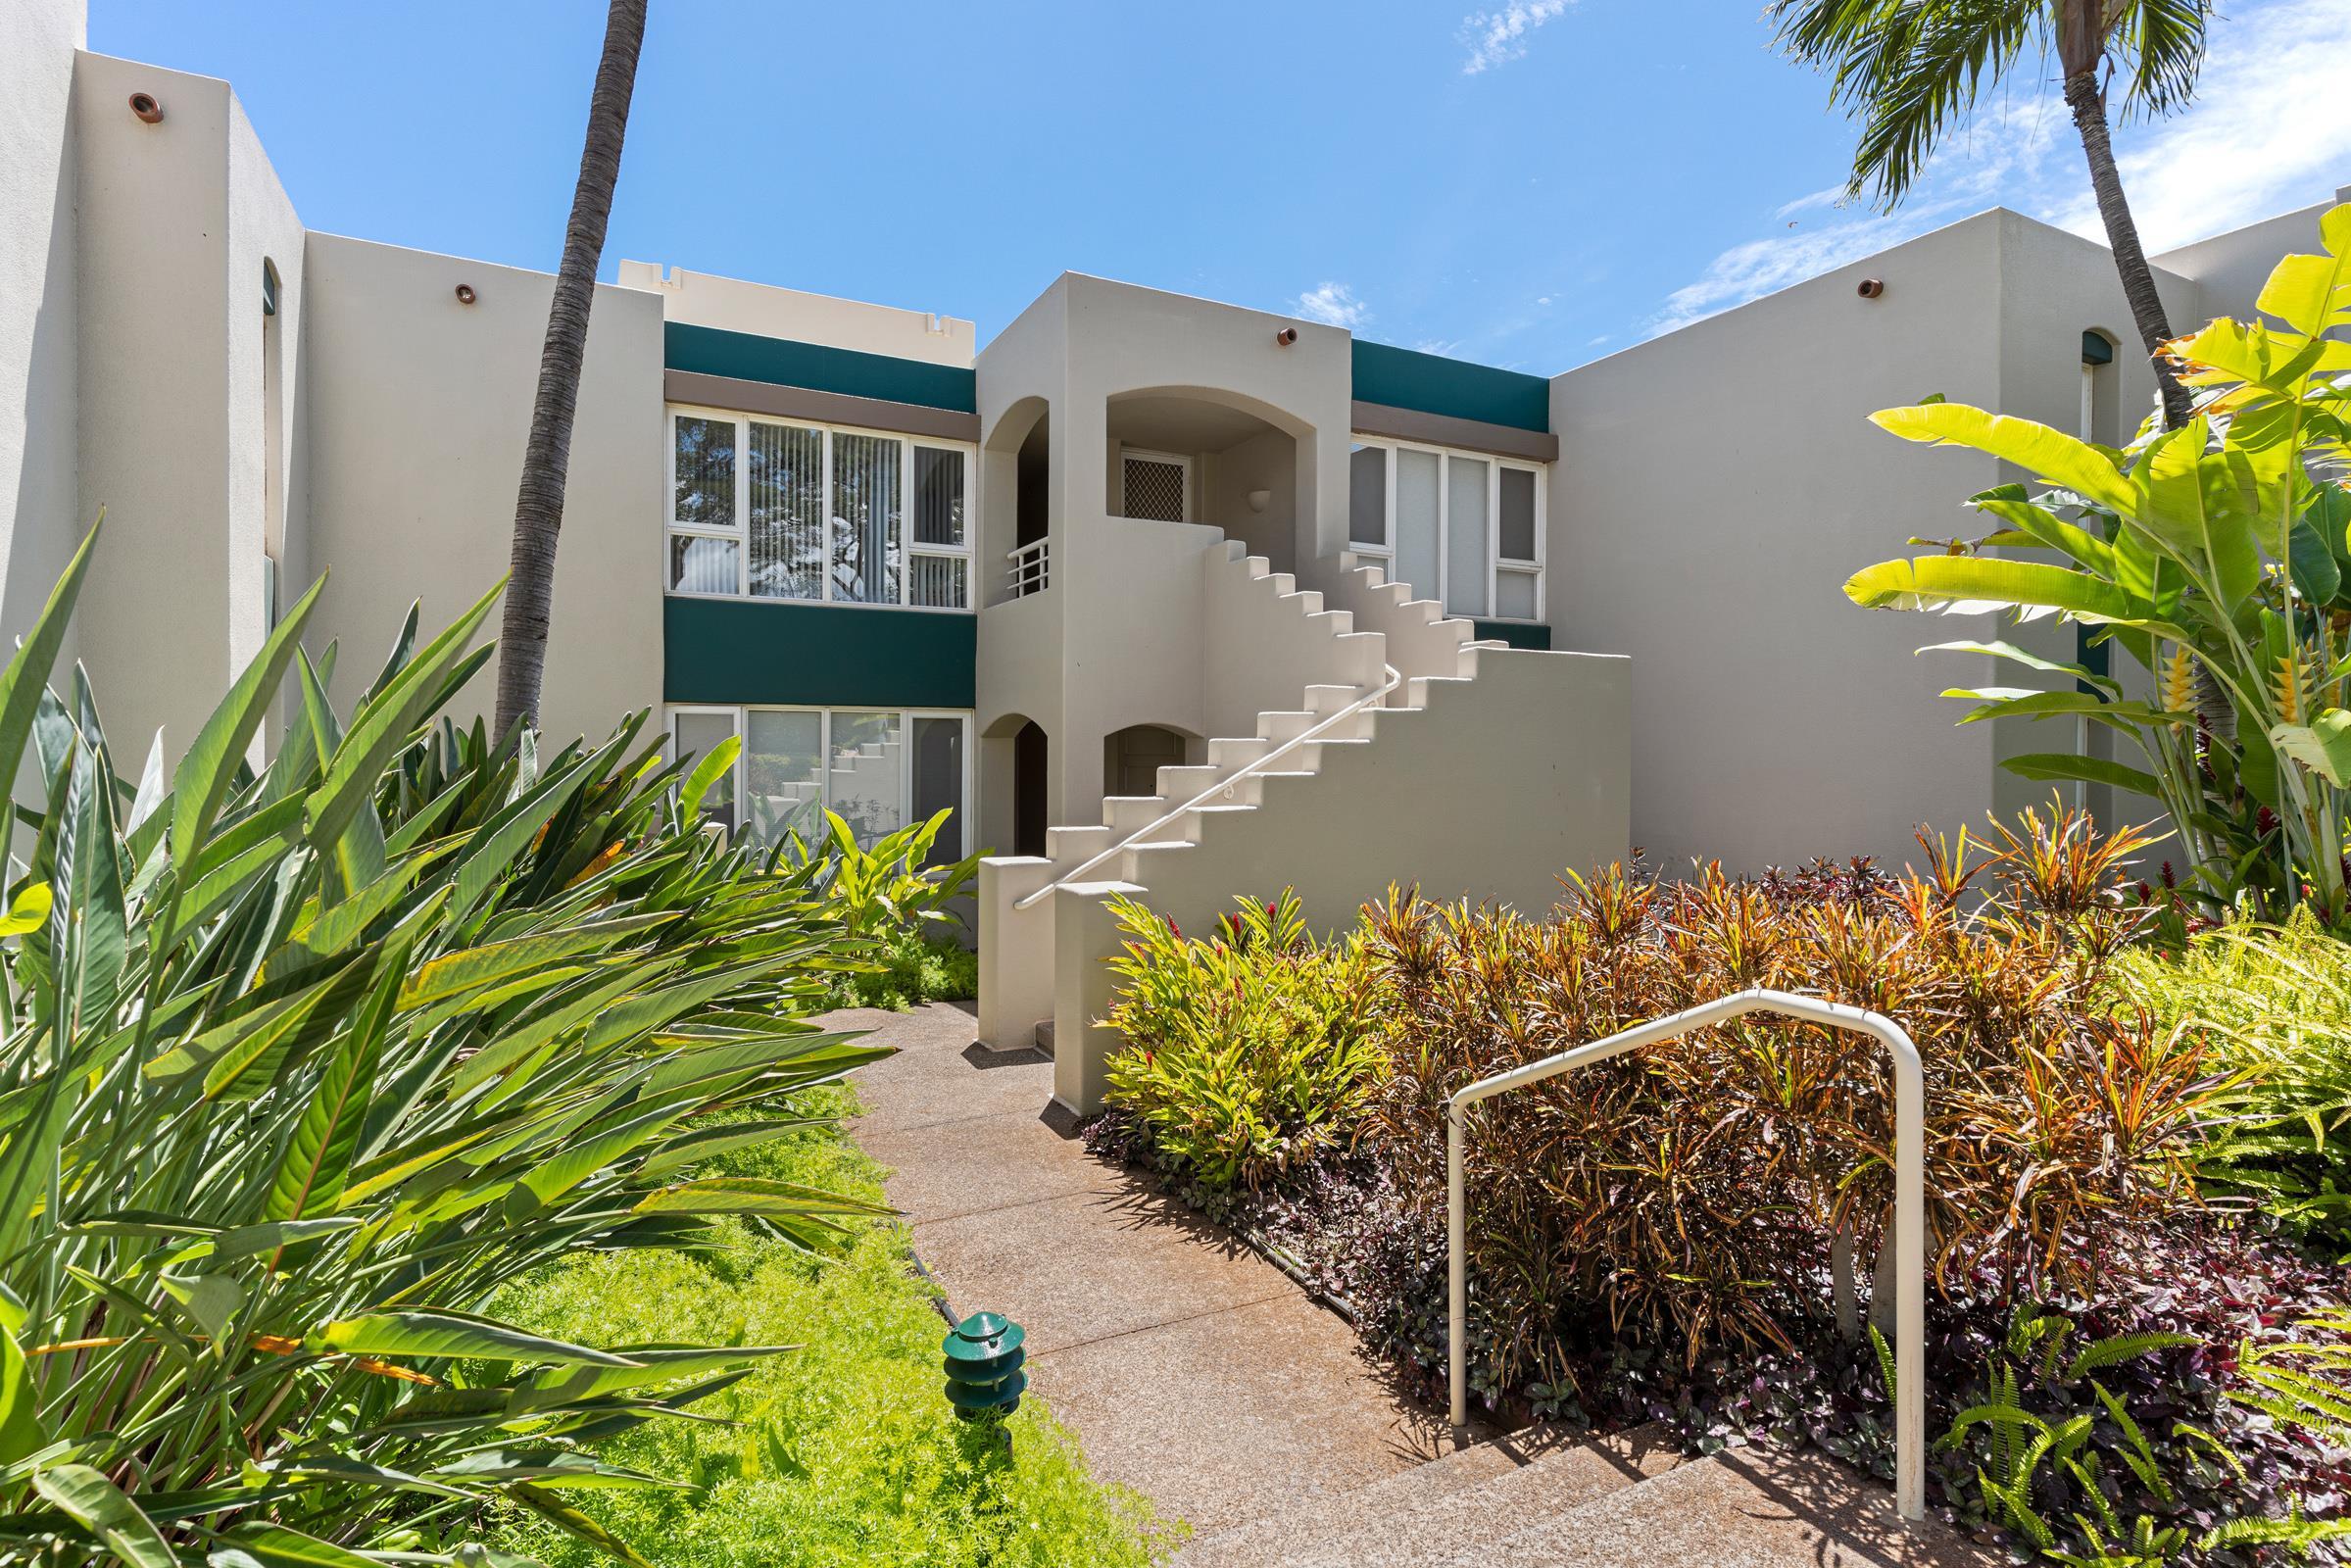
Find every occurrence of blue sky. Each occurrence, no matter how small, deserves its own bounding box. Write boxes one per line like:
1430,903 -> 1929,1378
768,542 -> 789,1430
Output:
91,0 -> 2351,373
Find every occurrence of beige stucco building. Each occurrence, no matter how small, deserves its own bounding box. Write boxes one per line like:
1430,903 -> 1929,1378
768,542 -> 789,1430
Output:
4,0 -> 2342,1107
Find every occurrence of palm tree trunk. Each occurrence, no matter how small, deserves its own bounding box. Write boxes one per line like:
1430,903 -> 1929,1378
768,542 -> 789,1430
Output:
494,0 -> 649,741
2061,69 -> 2190,431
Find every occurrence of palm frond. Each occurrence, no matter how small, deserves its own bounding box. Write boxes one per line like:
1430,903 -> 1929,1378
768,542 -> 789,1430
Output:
1770,0 -> 2043,208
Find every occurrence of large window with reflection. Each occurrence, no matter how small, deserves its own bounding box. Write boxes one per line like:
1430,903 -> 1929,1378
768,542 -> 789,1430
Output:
665,705 -> 969,859
1347,439 -> 1543,621
667,406 -> 972,611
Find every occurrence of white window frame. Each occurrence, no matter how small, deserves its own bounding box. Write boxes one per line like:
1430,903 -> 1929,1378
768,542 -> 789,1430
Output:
1347,442 -> 1395,572
663,704 -> 975,850
1348,437 -> 1546,623
664,403 -> 977,613
1117,446 -> 1195,523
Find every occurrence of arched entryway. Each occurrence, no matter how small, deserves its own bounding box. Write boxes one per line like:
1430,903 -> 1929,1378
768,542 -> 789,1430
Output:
1102,722 -> 1199,800
1013,721 -> 1050,857
1103,388 -> 1304,573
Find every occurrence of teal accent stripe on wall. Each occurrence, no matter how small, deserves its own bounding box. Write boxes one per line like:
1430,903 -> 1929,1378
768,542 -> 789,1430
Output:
1352,341 -> 1549,433
1473,619 -> 1551,651
664,598 -> 977,709
664,322 -> 977,414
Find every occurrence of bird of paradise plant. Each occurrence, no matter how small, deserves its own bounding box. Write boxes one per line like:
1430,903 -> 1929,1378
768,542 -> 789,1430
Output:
0,522 -> 890,1566
1845,203 -> 2351,920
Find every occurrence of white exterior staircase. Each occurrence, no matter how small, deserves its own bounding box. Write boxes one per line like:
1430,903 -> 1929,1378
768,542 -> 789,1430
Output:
978,539 -> 1632,1112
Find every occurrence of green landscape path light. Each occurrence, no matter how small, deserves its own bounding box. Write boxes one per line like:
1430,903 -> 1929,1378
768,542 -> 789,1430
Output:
943,1310 -> 1026,1423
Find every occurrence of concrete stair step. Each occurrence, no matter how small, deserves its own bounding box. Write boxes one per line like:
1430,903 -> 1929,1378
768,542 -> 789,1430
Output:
1179,1425 -> 1682,1568
1460,1444 -> 2000,1568
1031,1017 -> 1053,1055
1259,709 -> 1374,744
1104,795 -> 1191,839
1045,823 -> 1113,863
1208,736 -> 1277,768
1173,1439 -> 1522,1568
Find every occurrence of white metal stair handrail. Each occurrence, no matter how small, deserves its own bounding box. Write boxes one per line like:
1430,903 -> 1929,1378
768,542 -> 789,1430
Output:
1006,539 -> 1050,598
1011,663 -> 1403,912
1445,987 -> 1926,1522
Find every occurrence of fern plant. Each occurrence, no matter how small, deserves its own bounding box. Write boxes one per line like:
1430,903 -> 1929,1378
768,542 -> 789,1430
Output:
1939,1304 -> 2346,1564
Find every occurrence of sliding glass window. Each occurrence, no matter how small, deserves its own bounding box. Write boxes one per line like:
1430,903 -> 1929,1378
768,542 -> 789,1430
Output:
666,706 -> 972,858
1347,438 -> 1545,623
666,406 -> 972,611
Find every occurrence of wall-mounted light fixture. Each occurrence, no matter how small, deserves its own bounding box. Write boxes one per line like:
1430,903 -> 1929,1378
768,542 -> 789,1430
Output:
128,92 -> 165,124
454,283 -> 478,306
1247,488 -> 1272,514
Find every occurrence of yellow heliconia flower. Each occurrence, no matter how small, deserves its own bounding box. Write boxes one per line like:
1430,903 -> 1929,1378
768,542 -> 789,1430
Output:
2276,657 -> 2301,723
2161,647 -> 2196,718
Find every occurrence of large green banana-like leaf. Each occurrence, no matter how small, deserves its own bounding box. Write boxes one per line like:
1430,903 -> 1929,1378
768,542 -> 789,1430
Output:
2132,421 -> 2263,608
30,1464 -> 175,1568
518,1102 -> 689,1207
2257,222 -> 2351,337
1969,494 -> 2118,578
514,1344 -> 798,1410
215,1521 -> 389,1568
0,1288 -> 45,1468
2000,754 -> 2168,799
264,957 -> 400,1223
682,735 -> 740,826
2270,710 -> 2351,787
1920,640 -> 2121,696
306,580 -> 502,880
167,573 -> 326,886
397,914 -> 676,1010
1871,402 -> 2138,514
0,522 -> 98,821
631,1175 -> 892,1220
506,1481 -> 654,1568
1944,689 -> 2190,730
310,1309 -> 642,1368
1845,555 -> 2152,622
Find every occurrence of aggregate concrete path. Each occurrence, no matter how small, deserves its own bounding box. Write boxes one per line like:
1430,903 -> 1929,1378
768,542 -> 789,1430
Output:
837,1004 -> 1999,1568
835,1003 -> 1472,1536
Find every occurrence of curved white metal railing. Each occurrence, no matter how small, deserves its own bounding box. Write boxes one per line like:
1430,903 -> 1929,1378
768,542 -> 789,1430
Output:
1445,987 -> 1926,1521
1011,664 -> 1403,913
1007,539 -> 1050,598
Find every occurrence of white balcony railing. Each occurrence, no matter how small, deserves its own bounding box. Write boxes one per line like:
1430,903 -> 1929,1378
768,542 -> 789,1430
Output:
1006,538 -> 1050,599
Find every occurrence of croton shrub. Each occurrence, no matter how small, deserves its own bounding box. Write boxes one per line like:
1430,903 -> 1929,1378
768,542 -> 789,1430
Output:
1369,811 -> 2216,1391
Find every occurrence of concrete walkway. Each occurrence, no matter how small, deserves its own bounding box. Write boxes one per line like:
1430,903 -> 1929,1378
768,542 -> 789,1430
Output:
838,1003 -> 1469,1536
840,1003 -> 1998,1568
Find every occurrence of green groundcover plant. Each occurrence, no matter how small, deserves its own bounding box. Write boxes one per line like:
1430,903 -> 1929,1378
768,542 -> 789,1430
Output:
2117,913 -> 2351,1257
480,1085 -> 1176,1568
0,525 -> 906,1565
1096,890 -> 1386,1197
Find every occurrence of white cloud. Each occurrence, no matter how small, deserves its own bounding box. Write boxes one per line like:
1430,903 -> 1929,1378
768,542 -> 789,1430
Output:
1649,0 -> 2351,339
2052,0 -> 2351,250
1652,213 -> 1947,334
1460,0 -> 1574,74
1295,281 -> 1368,328
1774,182 -> 1852,221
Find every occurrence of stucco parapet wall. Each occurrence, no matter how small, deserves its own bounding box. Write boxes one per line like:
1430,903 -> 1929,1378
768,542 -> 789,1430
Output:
1349,402 -> 1558,463
662,369 -> 981,442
